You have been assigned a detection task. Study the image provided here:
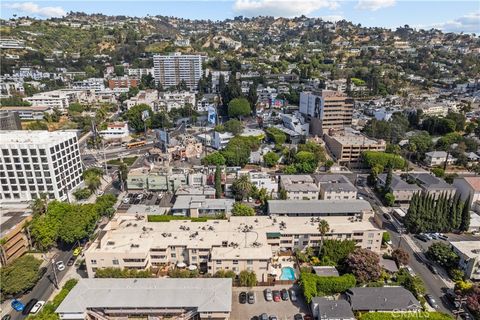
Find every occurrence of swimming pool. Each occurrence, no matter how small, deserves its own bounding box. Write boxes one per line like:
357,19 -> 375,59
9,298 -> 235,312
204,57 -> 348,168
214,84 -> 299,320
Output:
279,267 -> 296,280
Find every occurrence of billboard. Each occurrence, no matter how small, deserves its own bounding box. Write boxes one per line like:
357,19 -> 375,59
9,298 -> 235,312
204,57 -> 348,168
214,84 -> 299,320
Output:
207,105 -> 217,125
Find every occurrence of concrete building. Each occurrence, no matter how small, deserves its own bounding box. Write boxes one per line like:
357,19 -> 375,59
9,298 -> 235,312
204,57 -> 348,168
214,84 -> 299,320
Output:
408,173 -> 457,198
56,278 -> 232,320
0,106 -> 51,121
212,131 -> 234,150
84,214 -> 383,279
453,176 -> 480,213
125,89 -> 158,110
313,174 -> 357,200
72,78 -> 105,91
98,122 -> 130,141
108,77 -> 138,90
280,175 -> 319,200
153,53 -> 203,90
324,129 -> 386,167
126,67 -> 153,78
0,131 -> 83,203
377,174 -> 422,203
450,241 -> 480,281
0,111 -> 22,130
424,151 -> 456,167
346,287 -> 421,312
241,171 -> 278,197
299,90 -> 354,135
280,112 -> 309,136
126,168 -> 187,192
0,211 -> 32,266
24,90 -> 74,112
171,195 -> 234,217
268,199 -> 373,219
158,91 -> 196,112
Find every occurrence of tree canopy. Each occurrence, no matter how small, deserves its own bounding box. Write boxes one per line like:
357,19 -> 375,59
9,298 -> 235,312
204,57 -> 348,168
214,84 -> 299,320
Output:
228,98 -> 251,118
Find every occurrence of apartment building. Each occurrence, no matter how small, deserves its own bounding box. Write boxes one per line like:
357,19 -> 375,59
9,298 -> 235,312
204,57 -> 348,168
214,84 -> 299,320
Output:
0,131 -> 83,203
24,90 -> 77,112
408,173 -> 456,198
98,122 -> 130,140
127,67 -> 153,78
108,77 -> 138,90
0,211 -> 32,266
0,106 -> 51,121
127,168 -> 189,192
281,112 -> 309,136
377,174 -> 421,203
450,241 -> 480,281
424,151 -> 456,167
280,175 -> 319,200
171,195 -> 234,217
324,129 -> 386,167
56,278 -> 232,320
125,89 -> 158,110
268,199 -> 373,219
158,91 -> 196,112
0,111 -> 22,130
153,53 -> 203,90
453,176 -> 480,212
71,78 -> 105,91
299,90 -> 354,135
313,174 -> 357,200
239,170 -> 278,197
84,214 -> 383,280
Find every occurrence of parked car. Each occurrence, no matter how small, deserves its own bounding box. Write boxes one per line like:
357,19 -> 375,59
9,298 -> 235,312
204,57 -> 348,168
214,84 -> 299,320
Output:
22,299 -> 38,315
383,213 -> 392,220
264,288 -> 273,301
56,261 -> 65,271
250,316 -> 259,320
67,257 -> 75,266
122,198 -> 130,204
11,300 -> 24,312
405,265 -> 416,277
272,290 -> 281,302
30,301 -> 45,314
422,233 -> 432,240
425,294 -> 439,309
136,194 -> 144,200
428,264 -> 439,275
260,313 -> 268,320
438,234 -> 448,241
239,292 -> 247,304
73,247 -> 82,256
294,314 -> 304,320
247,291 -> 255,304
269,316 -> 278,320
415,234 -> 429,242
289,289 -> 298,302
280,288 -> 289,301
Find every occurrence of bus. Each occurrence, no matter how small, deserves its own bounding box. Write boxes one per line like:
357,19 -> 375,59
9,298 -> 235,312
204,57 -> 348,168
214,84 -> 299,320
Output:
127,141 -> 147,149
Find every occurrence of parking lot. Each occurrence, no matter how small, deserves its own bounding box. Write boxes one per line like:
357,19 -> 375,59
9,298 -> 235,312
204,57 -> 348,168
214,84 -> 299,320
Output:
231,285 -> 310,320
117,192 -> 174,211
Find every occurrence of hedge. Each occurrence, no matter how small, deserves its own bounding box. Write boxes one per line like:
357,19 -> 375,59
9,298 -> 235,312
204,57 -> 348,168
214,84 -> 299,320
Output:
299,272 -> 356,302
362,151 -> 406,169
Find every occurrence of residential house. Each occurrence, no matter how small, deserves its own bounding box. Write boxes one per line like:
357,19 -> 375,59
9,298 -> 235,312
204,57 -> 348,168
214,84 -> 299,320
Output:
313,174 -> 357,200
450,241 -> 480,281
346,287 -> 422,312
408,173 -> 457,198
377,174 -> 421,203
424,151 -> 456,167
171,195 -> 234,217
311,298 -> 355,320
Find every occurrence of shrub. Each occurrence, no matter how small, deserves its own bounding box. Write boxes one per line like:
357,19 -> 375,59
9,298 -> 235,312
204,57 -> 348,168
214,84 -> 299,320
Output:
362,151 -> 406,169
299,271 -> 356,302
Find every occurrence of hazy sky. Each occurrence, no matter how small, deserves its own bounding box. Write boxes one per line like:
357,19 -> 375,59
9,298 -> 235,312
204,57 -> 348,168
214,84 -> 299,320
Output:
1,0 -> 479,33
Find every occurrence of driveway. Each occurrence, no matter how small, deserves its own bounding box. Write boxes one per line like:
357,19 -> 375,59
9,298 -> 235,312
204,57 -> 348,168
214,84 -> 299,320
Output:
231,285 -> 310,320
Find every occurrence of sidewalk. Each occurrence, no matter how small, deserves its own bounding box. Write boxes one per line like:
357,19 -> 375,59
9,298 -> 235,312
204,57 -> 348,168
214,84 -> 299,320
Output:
46,264 -> 82,302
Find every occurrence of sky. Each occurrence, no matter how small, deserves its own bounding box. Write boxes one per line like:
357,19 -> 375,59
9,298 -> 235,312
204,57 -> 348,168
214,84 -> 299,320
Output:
1,0 -> 479,33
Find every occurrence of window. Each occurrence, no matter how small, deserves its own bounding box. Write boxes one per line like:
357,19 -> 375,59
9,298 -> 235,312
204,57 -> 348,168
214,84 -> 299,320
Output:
368,233 -> 374,238
112,259 -> 119,265
171,253 -> 176,258
91,260 -> 97,265
233,260 -> 238,265
216,260 -> 222,265
2,149 -> 9,156
247,260 -> 253,265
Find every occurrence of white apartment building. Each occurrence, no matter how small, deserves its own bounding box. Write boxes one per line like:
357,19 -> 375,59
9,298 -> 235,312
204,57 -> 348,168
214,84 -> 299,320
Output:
24,90 -> 80,112
280,175 -> 319,200
98,122 -> 130,140
125,90 -> 159,110
71,78 -> 105,91
0,38 -> 25,49
450,241 -> 480,281
0,131 -> 83,203
153,53 -> 203,90
239,171 -> 278,197
212,131 -> 234,150
424,151 -> 456,167
158,91 -> 196,112
454,176 -> 480,213
127,68 -> 153,79
84,214 -> 383,280
0,81 -> 24,98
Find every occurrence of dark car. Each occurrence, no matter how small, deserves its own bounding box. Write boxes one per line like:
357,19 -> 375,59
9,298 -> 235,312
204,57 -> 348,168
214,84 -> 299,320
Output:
239,292 -> 247,304
280,288 -> 289,301
260,313 -> 268,320
383,213 -> 392,220
294,314 -> 304,320
251,317 -> 259,320
269,316 -> 278,320
22,299 -> 38,315
272,290 -> 281,302
428,264 -> 439,274
425,294 -> 439,309
415,234 -> 429,242
247,291 -> 255,304
67,257 -> 75,266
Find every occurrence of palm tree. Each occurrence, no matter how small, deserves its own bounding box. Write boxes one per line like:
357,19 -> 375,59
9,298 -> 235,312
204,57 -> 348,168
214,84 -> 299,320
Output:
31,193 -> 48,216
318,219 -> 330,252
231,175 -> 252,201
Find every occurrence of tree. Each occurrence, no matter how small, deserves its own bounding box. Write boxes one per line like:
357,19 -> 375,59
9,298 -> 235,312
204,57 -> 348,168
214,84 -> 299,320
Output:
392,248 -> 410,266
223,119 -> 243,135
362,151 -> 406,169
431,167 -> 445,177
95,267 -> 152,278
83,168 -> 103,192
247,83 -> 258,113
114,65 -> 125,76
213,270 -> 236,278
318,219 -> 330,253
325,159 -> 334,170
214,165 -> 222,199
382,232 -> 391,245
231,175 -> 253,201
319,239 -> 356,266
202,152 -> 226,166
345,248 -> 382,284
263,151 -> 279,167
460,196 -> 471,231
0,255 -> 42,297
231,202 -> 255,216
384,192 -> 395,206
26,120 -> 48,130
31,193 -> 49,215
266,127 -> 287,145
426,242 -> 459,269
228,98 -> 251,118
118,163 -> 128,188
125,104 -> 152,132
239,270 -> 257,287
73,188 -> 92,200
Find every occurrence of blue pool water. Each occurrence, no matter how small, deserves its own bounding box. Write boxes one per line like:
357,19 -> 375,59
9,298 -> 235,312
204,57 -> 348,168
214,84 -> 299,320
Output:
279,267 -> 296,280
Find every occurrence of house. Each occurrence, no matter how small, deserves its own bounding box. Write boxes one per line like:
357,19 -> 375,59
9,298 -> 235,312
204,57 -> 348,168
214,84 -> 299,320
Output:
450,241 -> 480,281
56,278 -> 232,320
240,171 -> 278,197
311,298 -> 355,320
98,122 -> 130,140
377,174 -> 421,203
346,287 -> 422,312
280,175 -> 319,200
408,173 -> 457,198
424,151 -> 456,167
379,257 -> 399,273
171,195 -> 234,217
313,174 -> 357,200
453,176 -> 480,213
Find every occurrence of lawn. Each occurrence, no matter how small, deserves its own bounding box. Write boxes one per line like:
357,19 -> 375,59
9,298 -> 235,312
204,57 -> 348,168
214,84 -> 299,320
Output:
107,156 -> 138,167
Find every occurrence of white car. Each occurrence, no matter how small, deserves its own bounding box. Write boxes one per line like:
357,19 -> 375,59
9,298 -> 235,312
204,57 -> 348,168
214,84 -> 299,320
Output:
122,198 -> 130,203
30,301 -> 45,314
136,194 -> 144,200
405,265 -> 416,277
56,261 -> 65,271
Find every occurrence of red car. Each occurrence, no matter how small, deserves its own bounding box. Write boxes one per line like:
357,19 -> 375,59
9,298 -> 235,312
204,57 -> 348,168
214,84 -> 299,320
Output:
272,290 -> 281,302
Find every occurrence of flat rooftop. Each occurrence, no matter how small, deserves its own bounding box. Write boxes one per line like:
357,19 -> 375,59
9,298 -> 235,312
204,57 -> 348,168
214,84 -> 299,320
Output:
56,278 -> 232,314
0,211 -> 31,238
450,241 -> 480,259
0,130 -> 77,145
268,199 -> 372,215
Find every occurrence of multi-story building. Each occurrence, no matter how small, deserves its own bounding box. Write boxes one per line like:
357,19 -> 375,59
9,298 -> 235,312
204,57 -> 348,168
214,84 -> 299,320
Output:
239,171 -> 278,197
24,90 -> 75,112
299,90 -> 354,135
108,77 -> 138,91
158,91 -> 196,112
171,195 -> 234,217
268,199 -> 373,218
71,78 -> 105,91
280,175 -> 319,200
453,176 -> 480,213
450,241 -> 480,281
98,122 -> 130,141
127,68 -> 153,79
0,111 -> 22,130
0,131 -> 83,203
0,210 -> 32,266
56,278 -> 232,320
84,214 -> 383,280
408,173 -> 456,198
0,81 -> 24,98
280,112 -> 309,136
153,53 -> 203,90
324,129 -> 386,167
424,151 -> 456,167
0,106 -> 51,121
313,174 -> 357,200
125,89 -> 159,110
377,174 -> 421,204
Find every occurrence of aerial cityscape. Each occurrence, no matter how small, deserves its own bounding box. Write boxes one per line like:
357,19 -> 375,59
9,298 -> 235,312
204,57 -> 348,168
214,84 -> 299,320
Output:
0,1 -> 479,320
